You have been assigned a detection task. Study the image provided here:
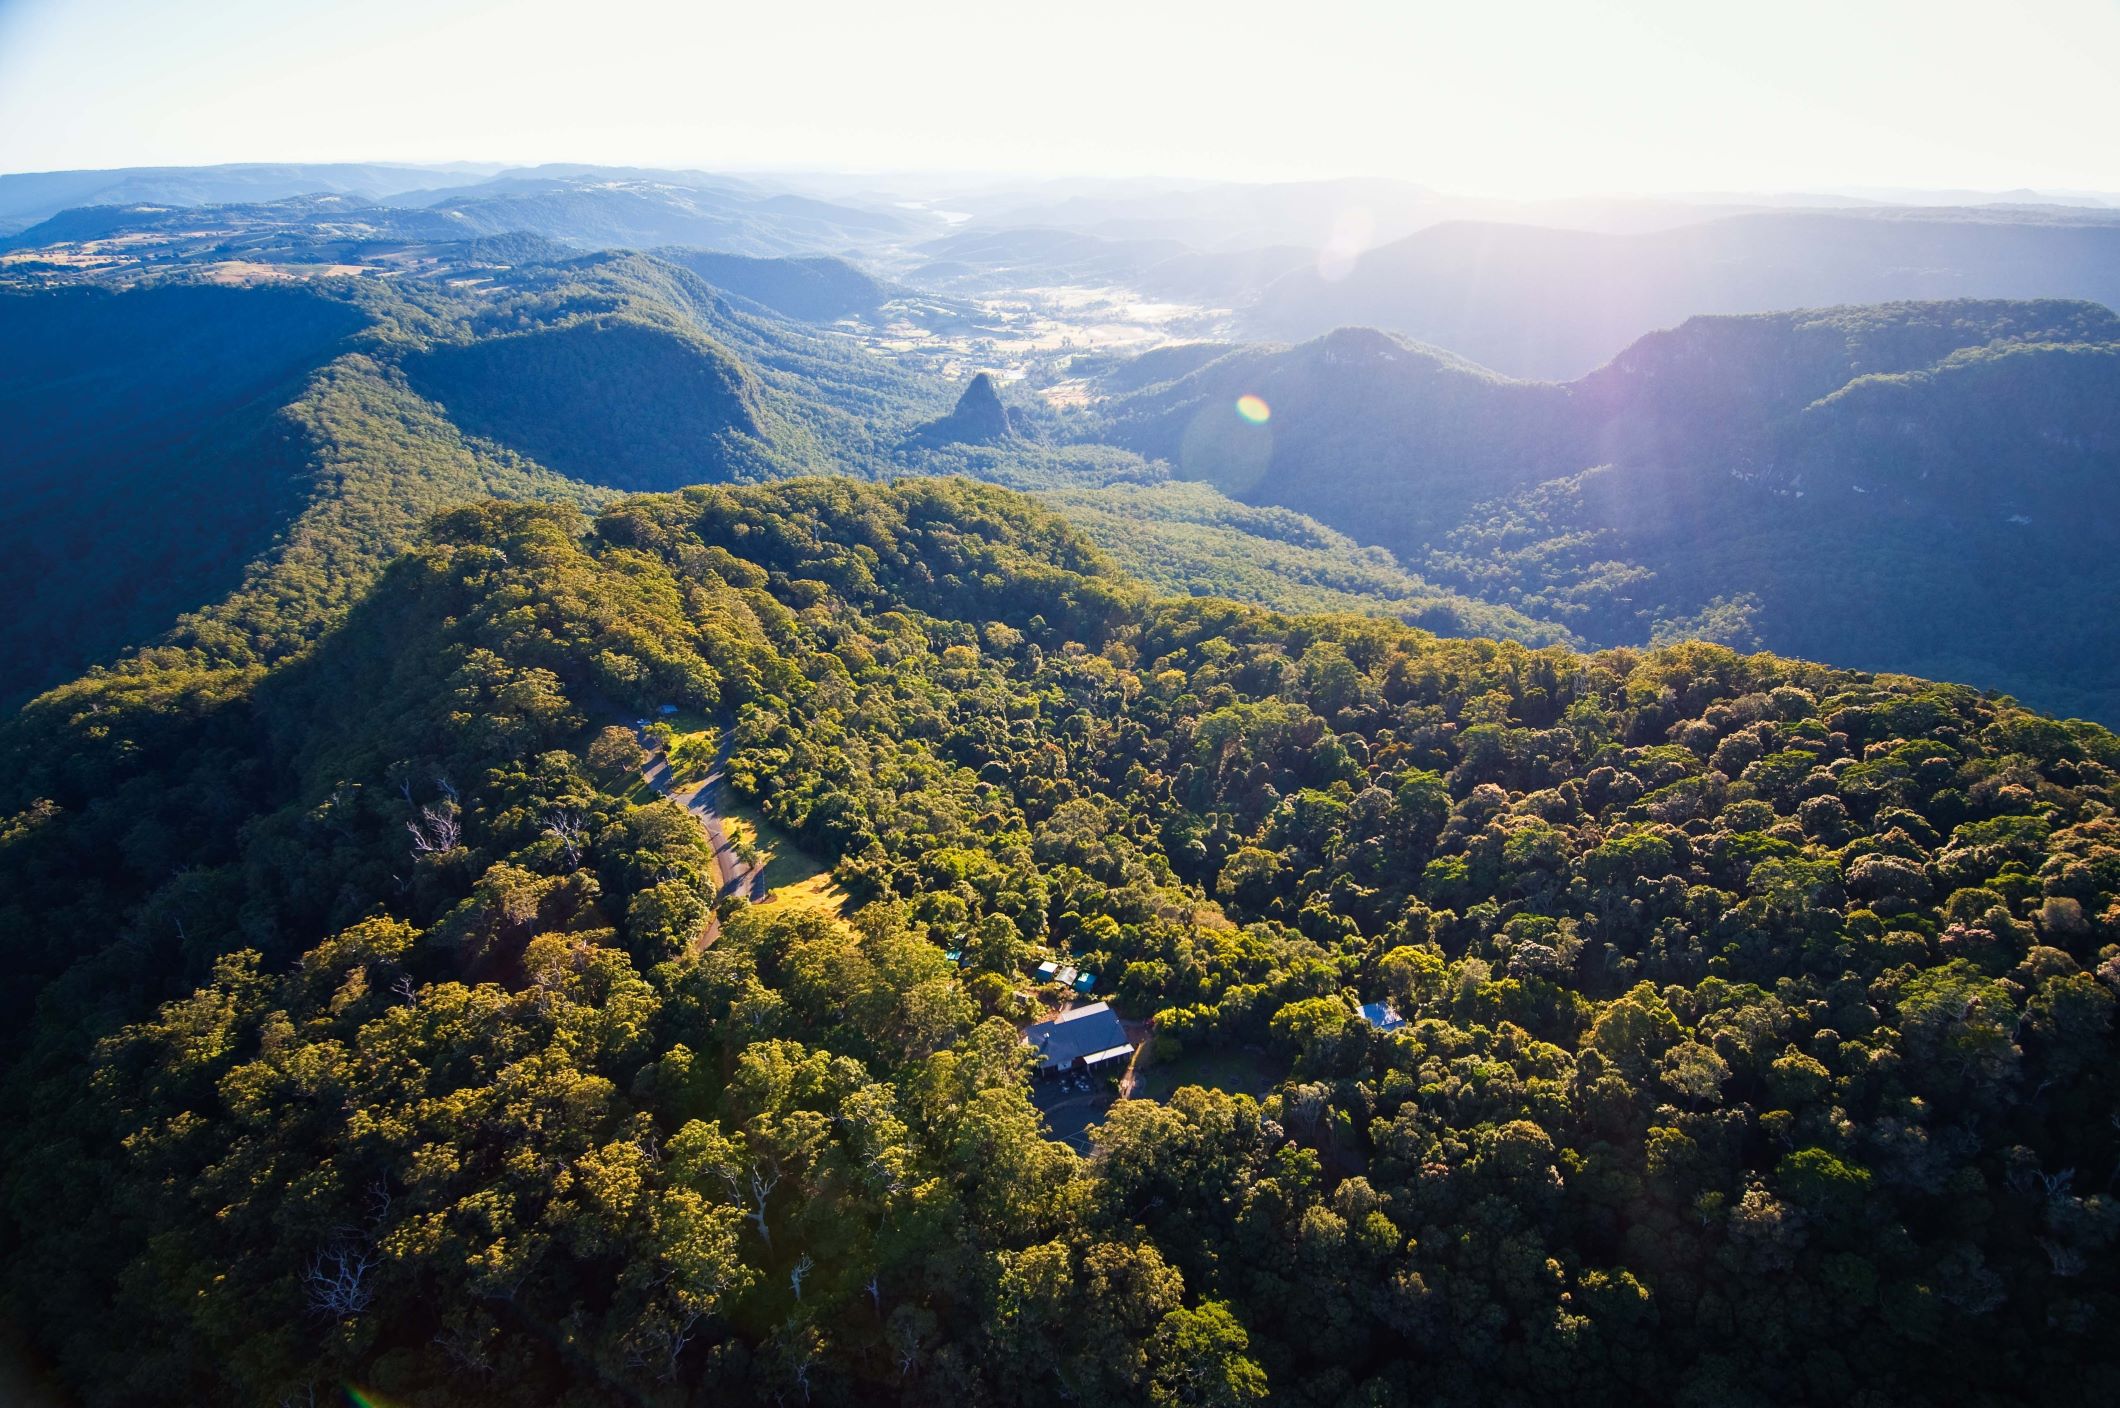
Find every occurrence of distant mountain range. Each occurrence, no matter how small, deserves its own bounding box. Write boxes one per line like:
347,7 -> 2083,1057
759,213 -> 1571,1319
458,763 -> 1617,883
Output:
1082,299 -> 2120,719
12,164 -> 2120,382
907,226 -> 1310,303
7,165 -> 2120,721
929,173 -> 2119,249
1251,208 -> 2120,378
0,161 -> 505,233
1,173 -> 934,261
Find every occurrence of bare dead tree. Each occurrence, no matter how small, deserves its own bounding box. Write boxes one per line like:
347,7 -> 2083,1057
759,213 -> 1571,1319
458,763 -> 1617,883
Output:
366,1178 -> 396,1230
743,1165 -> 780,1249
544,810 -> 588,869
789,1253 -> 814,1302
407,799 -> 462,856
2040,1237 -> 2088,1277
662,1310 -> 702,1383
305,1238 -> 378,1318
433,1326 -> 492,1378
623,1308 -> 704,1384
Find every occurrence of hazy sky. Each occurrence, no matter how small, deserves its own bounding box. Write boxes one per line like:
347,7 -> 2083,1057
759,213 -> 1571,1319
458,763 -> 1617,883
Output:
2,0 -> 2116,195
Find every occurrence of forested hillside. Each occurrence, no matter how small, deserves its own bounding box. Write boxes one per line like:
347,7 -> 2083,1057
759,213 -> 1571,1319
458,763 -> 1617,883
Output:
2,479 -> 2114,1406
656,250 -> 898,323
417,173 -> 927,257
1036,481 -> 1571,646
1083,301 -> 2120,722
0,251 -> 1561,711
0,283 -> 367,702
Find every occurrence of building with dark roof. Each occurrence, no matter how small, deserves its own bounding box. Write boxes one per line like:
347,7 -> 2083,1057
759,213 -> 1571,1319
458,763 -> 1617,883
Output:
1023,1002 -> 1132,1073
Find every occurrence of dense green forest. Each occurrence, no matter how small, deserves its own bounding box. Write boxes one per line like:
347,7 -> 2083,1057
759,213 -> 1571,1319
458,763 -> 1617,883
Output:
1081,302 -> 2120,721
2,478 -> 2113,1406
1036,481 -> 1571,646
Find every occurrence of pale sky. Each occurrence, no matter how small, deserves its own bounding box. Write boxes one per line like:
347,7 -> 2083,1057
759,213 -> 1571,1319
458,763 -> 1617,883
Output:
1,0 -> 2116,197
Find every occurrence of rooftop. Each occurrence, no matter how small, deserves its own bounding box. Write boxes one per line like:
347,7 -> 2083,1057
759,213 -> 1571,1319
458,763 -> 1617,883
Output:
1024,1002 -> 1131,1071
1359,1001 -> 1407,1032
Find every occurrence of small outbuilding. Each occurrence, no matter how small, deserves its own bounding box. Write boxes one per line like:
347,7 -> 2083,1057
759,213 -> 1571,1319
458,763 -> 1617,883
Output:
1359,1001 -> 1407,1032
1023,1002 -> 1133,1074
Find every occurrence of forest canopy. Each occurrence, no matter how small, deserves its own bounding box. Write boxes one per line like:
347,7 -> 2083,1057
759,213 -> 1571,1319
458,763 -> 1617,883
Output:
1,477 -> 2114,1407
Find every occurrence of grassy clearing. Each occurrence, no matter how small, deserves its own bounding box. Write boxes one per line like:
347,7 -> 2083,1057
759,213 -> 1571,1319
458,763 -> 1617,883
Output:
661,723 -> 720,784
655,706 -> 718,736
1132,1046 -> 1285,1104
725,800 -> 850,920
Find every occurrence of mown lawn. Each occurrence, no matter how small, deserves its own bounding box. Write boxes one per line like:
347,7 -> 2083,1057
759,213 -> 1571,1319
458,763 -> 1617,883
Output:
1132,1045 -> 1285,1103
724,801 -> 850,920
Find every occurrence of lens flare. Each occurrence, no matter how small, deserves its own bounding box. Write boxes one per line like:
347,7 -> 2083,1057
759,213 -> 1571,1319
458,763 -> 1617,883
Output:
1234,394 -> 1270,425
345,1386 -> 405,1408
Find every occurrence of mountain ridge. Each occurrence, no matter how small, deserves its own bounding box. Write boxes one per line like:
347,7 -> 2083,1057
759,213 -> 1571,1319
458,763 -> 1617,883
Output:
1253,211 -> 2120,378
1080,299 -> 2120,720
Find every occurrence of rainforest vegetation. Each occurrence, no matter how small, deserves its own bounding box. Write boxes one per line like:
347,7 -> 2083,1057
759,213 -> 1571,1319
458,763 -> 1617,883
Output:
3,478 -> 2114,1407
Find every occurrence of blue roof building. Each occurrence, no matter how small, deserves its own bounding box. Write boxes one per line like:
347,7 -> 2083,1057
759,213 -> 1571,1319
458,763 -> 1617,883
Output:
1359,1001 -> 1407,1032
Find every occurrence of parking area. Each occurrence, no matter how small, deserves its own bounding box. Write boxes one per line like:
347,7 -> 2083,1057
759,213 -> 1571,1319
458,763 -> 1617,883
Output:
1033,1072 -> 1119,1151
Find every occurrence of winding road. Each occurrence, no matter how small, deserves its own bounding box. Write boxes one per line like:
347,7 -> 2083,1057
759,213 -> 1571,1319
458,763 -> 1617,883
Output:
636,718 -> 766,949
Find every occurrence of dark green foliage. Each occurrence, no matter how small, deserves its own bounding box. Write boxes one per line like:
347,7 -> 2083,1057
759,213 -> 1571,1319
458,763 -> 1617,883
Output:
0,252 -> 894,706
3,249 -> 1567,720
406,316 -> 774,489
2,478 -> 2115,1406
0,283 -> 370,706
1037,481 -> 1572,645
